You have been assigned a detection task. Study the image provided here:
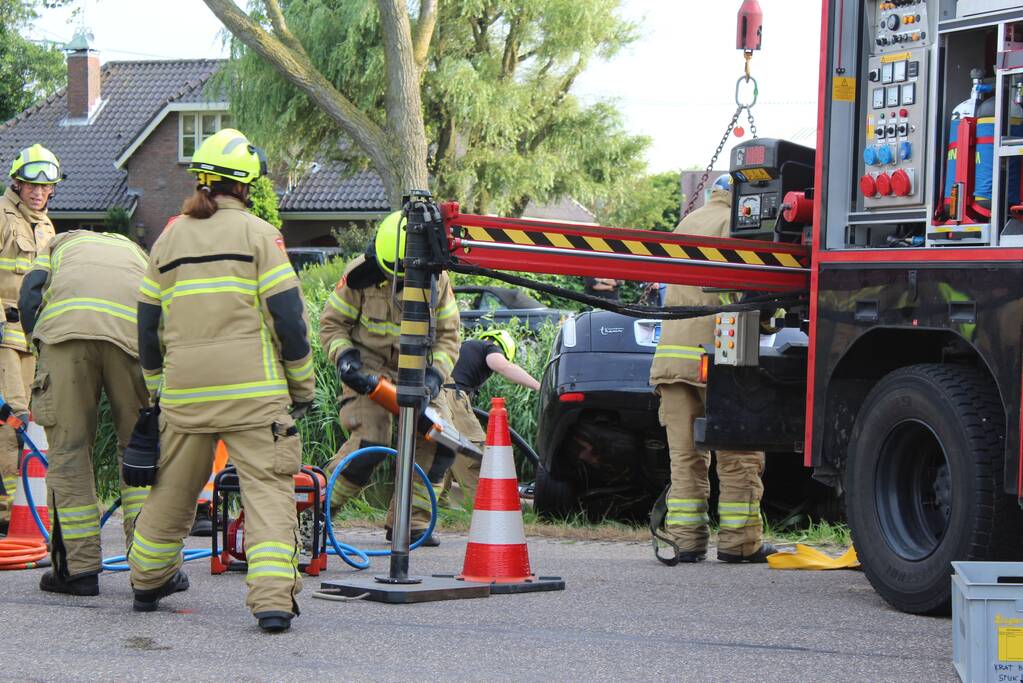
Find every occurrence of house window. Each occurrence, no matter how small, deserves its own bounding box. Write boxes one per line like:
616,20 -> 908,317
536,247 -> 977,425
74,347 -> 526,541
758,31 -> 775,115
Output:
179,112 -> 233,161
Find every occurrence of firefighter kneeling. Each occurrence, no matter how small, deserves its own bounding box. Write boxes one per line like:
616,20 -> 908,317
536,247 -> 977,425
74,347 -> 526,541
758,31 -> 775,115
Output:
651,176 -> 776,564
127,129 -> 314,633
319,212 -> 461,546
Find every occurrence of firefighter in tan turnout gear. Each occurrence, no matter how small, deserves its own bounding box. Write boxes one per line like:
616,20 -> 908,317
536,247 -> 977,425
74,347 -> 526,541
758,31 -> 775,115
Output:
128,129 -> 314,633
19,231 -> 151,595
320,211 -> 460,546
0,144 -> 58,530
650,175 -> 775,564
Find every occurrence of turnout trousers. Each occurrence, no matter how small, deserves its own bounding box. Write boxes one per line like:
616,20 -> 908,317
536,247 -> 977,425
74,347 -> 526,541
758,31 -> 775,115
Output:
657,382 -> 766,556
324,392 -> 454,533
0,347 -> 33,524
439,389 -> 486,506
129,414 -> 303,615
33,340 -> 149,577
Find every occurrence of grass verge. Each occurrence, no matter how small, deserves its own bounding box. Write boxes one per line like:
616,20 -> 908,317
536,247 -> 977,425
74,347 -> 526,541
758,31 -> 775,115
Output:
331,496 -> 853,547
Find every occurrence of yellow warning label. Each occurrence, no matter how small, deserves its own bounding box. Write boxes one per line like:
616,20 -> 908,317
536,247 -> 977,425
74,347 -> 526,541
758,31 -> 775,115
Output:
999,627 -> 1023,661
741,168 -> 772,182
832,76 -> 856,102
881,52 -> 912,64
867,115 -> 875,140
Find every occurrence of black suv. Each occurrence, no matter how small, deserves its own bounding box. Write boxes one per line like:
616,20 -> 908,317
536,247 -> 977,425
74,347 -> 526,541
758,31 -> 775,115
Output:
534,310 -> 833,523
534,310 -> 669,521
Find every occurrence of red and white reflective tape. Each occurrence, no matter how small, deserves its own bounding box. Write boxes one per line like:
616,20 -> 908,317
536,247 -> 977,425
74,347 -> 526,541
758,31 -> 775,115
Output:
479,445 -> 516,480
466,509 -> 527,545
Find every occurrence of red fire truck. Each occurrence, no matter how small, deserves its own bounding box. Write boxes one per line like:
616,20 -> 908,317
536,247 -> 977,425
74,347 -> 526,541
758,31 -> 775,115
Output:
394,0 -> 1023,615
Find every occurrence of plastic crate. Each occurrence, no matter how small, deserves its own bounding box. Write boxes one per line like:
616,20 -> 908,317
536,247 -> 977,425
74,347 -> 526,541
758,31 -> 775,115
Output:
952,562 -> 1023,682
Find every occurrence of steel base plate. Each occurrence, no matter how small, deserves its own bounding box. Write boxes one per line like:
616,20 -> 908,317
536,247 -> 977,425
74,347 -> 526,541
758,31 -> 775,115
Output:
433,574 -> 566,594
319,576 -> 491,604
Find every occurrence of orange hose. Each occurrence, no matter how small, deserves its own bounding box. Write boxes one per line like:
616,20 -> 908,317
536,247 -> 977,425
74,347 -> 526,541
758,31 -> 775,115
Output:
0,539 -> 47,568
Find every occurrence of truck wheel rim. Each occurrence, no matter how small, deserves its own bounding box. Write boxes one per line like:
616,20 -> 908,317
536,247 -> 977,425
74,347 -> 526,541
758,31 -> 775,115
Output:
874,419 -> 952,561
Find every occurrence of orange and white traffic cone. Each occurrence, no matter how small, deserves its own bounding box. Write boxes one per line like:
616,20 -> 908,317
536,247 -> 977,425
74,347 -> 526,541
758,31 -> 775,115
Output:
0,424 -> 49,569
457,398 -> 564,594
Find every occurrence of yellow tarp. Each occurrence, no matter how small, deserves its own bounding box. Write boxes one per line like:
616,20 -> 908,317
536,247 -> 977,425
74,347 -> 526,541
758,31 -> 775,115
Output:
767,544 -> 860,570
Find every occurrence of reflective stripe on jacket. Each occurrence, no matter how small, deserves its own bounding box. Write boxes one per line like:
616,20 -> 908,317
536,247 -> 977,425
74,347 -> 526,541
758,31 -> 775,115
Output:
139,195 -> 314,431
0,188 -> 55,351
25,230 -> 148,357
649,190 -> 732,387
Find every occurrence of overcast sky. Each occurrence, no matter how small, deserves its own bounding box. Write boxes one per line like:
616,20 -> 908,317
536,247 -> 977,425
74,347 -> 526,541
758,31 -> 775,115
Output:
33,0 -> 821,173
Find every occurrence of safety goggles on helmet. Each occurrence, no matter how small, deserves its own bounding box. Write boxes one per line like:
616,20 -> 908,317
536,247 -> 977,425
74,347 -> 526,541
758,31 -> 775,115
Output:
480,329 -> 516,362
16,161 -> 61,183
9,144 -> 63,185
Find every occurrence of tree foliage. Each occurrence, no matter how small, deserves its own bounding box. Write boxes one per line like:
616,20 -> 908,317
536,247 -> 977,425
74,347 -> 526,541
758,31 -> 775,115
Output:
213,0 -> 648,215
248,175 -> 282,228
0,0 -> 66,122
597,171 -> 682,232
103,206 -> 132,238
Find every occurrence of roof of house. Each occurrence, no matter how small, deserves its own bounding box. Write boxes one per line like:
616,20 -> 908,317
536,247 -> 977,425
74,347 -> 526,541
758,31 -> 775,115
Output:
0,59 -> 223,213
0,57 -> 392,217
278,162 -> 389,213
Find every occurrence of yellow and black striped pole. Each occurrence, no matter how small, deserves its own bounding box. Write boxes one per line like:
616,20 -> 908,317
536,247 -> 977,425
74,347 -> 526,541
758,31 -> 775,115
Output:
381,191 -> 439,584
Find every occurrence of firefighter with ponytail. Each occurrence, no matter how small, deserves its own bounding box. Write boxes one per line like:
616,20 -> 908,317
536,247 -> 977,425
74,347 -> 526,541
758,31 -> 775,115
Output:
127,129 -> 314,632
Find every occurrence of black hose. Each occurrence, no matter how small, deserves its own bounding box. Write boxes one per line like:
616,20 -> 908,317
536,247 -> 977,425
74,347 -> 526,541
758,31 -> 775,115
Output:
446,261 -> 804,320
472,407 -> 542,470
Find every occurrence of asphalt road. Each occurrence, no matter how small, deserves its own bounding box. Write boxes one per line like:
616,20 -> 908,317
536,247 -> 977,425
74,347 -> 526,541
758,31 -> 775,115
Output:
0,526 -> 954,682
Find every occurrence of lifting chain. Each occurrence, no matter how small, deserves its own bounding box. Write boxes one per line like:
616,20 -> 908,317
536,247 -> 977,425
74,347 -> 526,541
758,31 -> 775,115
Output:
682,64 -> 759,219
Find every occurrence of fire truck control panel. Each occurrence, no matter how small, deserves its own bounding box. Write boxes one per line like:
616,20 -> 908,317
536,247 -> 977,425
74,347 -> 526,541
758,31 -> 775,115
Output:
729,138 -> 815,243
862,1 -> 931,209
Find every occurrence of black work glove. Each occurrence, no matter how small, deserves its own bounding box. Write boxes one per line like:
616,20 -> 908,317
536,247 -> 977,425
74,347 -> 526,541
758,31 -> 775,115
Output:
123,406 -> 160,487
291,400 -> 312,421
336,348 -> 362,376
424,366 -> 443,401
4,307 -> 18,323
336,348 -> 376,395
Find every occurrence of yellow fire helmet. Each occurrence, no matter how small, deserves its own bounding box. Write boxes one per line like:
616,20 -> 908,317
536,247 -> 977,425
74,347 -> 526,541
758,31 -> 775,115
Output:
9,144 -> 63,184
480,328 -> 517,362
186,128 -> 267,186
374,211 -> 407,277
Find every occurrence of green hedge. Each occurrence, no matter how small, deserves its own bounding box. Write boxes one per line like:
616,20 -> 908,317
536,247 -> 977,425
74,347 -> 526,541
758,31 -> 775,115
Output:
92,260 -> 557,497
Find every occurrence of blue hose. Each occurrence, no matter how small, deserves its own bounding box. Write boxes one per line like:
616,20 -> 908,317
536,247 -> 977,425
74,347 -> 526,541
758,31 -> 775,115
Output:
323,446 -> 438,570
18,432 -> 211,573
21,440 -> 438,573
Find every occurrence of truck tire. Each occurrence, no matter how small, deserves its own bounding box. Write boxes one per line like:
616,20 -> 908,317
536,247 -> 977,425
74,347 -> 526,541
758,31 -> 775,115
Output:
845,363 -> 1023,615
534,468 -> 579,520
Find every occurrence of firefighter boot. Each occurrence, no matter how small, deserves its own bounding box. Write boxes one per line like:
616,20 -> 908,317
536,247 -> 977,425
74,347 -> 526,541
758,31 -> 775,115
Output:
386,526 -> 440,547
255,610 -> 293,633
39,570 -> 99,596
132,570 -> 190,612
718,542 -> 779,564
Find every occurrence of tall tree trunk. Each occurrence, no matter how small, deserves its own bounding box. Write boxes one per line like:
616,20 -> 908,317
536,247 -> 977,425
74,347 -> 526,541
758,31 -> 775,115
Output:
378,0 -> 430,205
203,0 -> 434,208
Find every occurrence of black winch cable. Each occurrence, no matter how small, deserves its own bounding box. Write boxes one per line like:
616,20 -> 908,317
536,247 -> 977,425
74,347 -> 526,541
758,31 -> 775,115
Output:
445,261 -> 805,320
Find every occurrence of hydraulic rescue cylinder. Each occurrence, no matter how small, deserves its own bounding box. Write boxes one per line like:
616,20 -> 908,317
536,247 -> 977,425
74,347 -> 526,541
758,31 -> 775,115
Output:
383,192 -> 440,584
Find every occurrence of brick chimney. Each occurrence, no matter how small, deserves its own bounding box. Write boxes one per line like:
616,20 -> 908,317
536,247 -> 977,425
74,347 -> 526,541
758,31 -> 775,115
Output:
65,28 -> 100,121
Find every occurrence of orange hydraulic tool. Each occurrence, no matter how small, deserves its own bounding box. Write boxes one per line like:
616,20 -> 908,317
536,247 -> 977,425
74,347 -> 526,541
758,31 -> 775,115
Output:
363,374 -> 483,460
